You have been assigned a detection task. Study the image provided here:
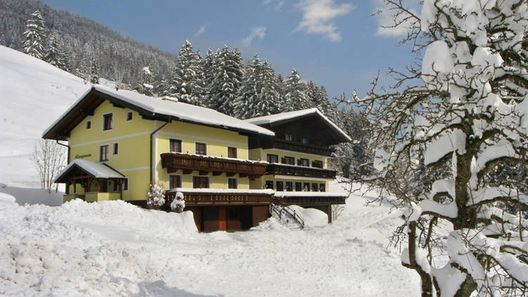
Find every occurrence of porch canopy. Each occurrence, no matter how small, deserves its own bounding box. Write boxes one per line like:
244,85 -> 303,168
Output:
55,159 -> 127,194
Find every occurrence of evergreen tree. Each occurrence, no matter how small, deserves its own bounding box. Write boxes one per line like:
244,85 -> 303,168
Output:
169,40 -> 205,105
89,58 -> 99,84
23,10 -> 46,59
283,69 -> 309,111
154,73 -> 171,97
44,32 -> 69,71
135,66 -> 154,96
234,56 -> 281,119
202,49 -> 215,89
206,46 -> 243,115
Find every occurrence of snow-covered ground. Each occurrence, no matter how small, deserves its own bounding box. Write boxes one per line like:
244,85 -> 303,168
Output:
0,45 -> 89,188
0,185 -> 420,297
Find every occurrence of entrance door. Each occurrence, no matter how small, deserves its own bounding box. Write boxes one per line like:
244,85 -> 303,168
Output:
218,207 -> 227,231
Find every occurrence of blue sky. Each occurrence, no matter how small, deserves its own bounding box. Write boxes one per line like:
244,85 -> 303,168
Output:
41,0 -> 417,98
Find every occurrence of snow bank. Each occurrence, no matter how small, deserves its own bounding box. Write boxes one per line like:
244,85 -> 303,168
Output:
0,183 -> 420,297
288,205 -> 328,227
0,192 -> 16,210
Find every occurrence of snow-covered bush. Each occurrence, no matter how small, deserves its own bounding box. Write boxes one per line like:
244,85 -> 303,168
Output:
146,184 -> 165,209
170,191 -> 185,213
359,0 -> 528,296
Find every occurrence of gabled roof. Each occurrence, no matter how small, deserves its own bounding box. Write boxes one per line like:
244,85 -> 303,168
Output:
54,159 -> 125,183
43,85 -> 274,140
245,108 -> 351,142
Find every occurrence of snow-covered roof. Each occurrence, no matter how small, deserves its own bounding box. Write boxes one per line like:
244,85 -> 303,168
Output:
55,159 -> 125,183
245,108 -> 351,142
43,85 -> 274,140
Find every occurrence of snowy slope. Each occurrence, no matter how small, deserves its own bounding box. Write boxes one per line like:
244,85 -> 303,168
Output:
0,188 -> 420,297
0,46 -> 89,187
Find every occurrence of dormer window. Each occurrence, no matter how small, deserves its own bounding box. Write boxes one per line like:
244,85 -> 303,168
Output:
103,113 -> 113,130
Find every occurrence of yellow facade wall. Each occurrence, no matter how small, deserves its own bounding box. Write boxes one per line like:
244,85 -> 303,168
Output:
67,99 -> 254,201
154,120 -> 250,190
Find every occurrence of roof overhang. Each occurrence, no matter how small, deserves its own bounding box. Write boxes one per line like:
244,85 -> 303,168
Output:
246,108 -> 351,144
55,159 -> 126,183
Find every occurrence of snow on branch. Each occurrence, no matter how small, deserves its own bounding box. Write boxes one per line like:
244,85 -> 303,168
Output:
424,129 -> 465,166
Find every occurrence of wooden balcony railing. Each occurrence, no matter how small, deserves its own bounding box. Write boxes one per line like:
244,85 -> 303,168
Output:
165,189 -> 273,206
266,163 -> 336,179
160,153 -> 268,178
252,137 -> 334,156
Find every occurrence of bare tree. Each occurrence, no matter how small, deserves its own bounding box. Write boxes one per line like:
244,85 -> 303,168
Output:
33,139 -> 66,193
355,0 -> 528,296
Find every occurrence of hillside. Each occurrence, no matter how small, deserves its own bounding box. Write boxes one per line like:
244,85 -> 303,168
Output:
0,0 -> 175,85
0,45 -> 89,187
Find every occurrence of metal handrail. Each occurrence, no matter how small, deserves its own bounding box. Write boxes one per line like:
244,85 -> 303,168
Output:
270,203 -> 305,229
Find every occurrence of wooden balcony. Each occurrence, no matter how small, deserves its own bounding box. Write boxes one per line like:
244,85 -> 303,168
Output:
160,153 -> 268,178
266,163 -> 336,179
250,137 -> 334,156
165,189 -> 273,206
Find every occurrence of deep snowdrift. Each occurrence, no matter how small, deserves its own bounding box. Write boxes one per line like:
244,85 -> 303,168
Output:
0,46 -> 89,188
0,188 -> 420,297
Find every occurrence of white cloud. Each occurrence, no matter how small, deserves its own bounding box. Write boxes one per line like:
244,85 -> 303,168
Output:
295,0 -> 354,42
194,25 -> 207,37
374,0 -> 420,37
263,0 -> 285,10
242,26 -> 267,47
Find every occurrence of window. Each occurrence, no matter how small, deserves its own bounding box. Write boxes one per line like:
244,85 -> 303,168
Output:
303,182 -> 310,191
282,156 -> 295,165
301,137 -> 308,144
319,183 -> 326,192
193,176 -> 209,188
99,145 -> 109,161
265,180 -> 274,189
169,175 -> 181,189
298,158 -> 309,167
169,139 -> 182,153
284,133 -> 293,141
195,142 -> 207,155
228,178 -> 238,189
99,180 -> 108,192
86,120 -> 91,129
312,160 -> 323,168
295,182 -> 302,191
113,143 -> 119,155
267,154 -> 279,163
312,183 -> 319,192
112,181 -> 119,192
123,179 -> 128,191
285,182 -> 293,191
126,111 -> 133,121
228,147 -> 237,158
276,181 -> 284,191
103,113 -> 113,130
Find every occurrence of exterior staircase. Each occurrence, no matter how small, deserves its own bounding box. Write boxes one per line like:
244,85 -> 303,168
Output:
270,203 -> 305,229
